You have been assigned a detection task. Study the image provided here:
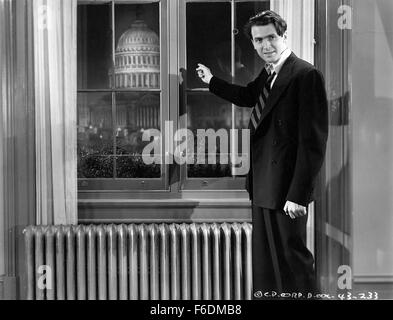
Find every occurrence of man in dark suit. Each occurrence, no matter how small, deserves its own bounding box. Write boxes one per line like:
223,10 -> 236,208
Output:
196,10 -> 328,298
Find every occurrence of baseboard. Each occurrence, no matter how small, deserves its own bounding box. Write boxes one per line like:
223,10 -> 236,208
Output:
0,276 -> 17,300
354,275 -> 393,283
352,275 -> 393,299
0,276 -> 3,300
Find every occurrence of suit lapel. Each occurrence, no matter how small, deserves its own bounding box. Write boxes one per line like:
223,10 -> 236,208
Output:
255,53 -> 297,130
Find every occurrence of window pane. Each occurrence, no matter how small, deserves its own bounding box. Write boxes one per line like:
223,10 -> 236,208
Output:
234,106 -> 252,130
77,4 -> 112,90
77,92 -> 114,178
115,92 -> 161,178
113,3 -> 160,89
186,2 -> 231,89
186,93 -> 232,178
235,1 -> 270,81
184,2 -> 268,180
116,155 -> 161,178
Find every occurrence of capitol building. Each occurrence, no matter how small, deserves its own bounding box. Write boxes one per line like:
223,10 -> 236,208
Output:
109,20 -> 160,89
77,20 -> 161,158
109,20 -> 161,149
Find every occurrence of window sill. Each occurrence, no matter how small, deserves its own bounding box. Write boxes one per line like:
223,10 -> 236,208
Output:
78,197 -> 252,223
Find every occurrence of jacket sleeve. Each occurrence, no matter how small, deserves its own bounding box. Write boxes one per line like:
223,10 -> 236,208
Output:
209,73 -> 263,108
286,69 -> 329,206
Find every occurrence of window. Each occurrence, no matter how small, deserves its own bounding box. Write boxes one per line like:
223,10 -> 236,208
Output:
76,0 -> 270,195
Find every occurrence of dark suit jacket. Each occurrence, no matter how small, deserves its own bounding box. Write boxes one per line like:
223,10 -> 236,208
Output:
209,52 -> 328,209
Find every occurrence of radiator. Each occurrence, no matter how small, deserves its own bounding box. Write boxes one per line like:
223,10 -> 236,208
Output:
23,223 -> 253,300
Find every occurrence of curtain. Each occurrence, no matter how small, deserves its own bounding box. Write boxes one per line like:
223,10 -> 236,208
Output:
0,0 -> 12,277
32,0 -> 77,225
270,0 -> 315,64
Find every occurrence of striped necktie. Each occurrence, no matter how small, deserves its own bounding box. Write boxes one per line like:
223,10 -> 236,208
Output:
250,68 -> 276,133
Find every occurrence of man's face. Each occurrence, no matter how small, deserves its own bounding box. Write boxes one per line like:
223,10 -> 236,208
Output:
251,23 -> 287,64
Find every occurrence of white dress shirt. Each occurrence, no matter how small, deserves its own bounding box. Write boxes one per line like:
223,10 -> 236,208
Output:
266,47 -> 292,88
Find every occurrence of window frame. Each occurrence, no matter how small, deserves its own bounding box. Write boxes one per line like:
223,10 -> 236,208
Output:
77,0 -> 170,192
178,0 -> 269,191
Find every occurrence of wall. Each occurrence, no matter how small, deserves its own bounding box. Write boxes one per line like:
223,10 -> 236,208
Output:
352,0 -> 393,281
0,0 -> 36,299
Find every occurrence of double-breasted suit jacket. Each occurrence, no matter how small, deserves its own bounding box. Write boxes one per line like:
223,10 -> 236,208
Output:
209,52 -> 328,209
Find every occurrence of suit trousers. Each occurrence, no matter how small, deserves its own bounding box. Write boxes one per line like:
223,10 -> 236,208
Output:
252,205 -> 316,299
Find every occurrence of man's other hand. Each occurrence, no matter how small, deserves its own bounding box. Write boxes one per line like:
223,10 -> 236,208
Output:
284,201 -> 307,219
196,63 -> 213,84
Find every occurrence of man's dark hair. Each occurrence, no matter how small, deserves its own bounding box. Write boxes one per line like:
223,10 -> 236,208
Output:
243,10 -> 287,40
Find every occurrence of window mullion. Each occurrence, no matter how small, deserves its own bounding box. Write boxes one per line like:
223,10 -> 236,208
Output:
168,0 -> 181,193
111,1 -> 117,179
231,0 -> 236,179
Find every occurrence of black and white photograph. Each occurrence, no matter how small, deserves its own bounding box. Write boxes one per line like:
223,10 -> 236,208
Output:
0,0 -> 392,308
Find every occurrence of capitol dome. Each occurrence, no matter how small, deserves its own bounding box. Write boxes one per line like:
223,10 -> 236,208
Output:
117,20 -> 159,49
109,20 -> 160,89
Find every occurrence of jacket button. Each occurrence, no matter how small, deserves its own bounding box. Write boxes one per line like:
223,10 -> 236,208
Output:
271,160 -> 277,165
277,120 -> 283,126
273,140 -> 278,146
